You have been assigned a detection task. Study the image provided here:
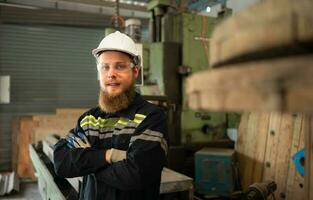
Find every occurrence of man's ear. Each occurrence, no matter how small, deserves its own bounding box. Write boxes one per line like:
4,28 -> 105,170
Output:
133,66 -> 139,78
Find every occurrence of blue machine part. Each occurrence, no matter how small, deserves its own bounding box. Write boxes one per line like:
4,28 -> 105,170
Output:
292,148 -> 305,177
195,148 -> 235,196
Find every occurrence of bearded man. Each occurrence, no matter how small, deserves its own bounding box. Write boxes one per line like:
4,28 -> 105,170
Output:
53,31 -> 168,200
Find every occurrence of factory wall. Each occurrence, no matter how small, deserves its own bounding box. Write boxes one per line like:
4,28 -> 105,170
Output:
0,7 -> 111,171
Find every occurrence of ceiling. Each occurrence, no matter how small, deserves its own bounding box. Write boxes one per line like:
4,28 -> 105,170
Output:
0,0 -> 228,17
0,0 -> 150,18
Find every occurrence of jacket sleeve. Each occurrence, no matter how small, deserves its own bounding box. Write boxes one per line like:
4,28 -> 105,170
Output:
53,114 -> 109,178
95,108 -> 168,190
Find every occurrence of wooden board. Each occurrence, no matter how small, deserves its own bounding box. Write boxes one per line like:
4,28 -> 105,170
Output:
11,118 -> 20,172
55,108 -> 87,115
237,112 -> 305,200
237,112 -> 270,186
16,117 -> 36,179
32,108 -> 87,142
210,0 -> 313,66
272,113 -> 294,199
305,116 -> 313,200
32,116 -> 79,142
12,108 -> 87,179
186,55 -> 313,113
286,114 -> 305,199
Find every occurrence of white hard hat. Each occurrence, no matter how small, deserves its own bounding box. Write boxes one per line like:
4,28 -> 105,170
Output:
92,31 -> 141,67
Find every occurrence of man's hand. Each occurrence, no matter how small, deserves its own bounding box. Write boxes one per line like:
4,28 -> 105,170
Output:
105,149 -> 127,163
66,132 -> 91,149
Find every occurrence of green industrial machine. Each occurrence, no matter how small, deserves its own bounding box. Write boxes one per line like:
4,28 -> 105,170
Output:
142,0 -> 231,145
173,14 -> 226,144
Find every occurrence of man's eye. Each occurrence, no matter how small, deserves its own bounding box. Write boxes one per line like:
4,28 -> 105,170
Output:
102,65 -> 110,70
116,64 -> 127,70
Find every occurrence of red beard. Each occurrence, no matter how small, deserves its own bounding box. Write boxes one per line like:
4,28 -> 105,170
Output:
98,83 -> 135,113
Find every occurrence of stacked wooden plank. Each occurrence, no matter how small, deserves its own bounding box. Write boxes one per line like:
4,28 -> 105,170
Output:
186,0 -> 313,199
12,108 -> 87,179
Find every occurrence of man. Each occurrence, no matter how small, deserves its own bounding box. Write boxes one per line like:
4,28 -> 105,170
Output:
53,31 -> 168,200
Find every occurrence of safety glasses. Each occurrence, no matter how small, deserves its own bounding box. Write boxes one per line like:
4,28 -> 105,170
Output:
97,62 -> 135,73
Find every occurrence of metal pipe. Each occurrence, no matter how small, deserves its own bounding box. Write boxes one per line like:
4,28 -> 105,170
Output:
114,0 -> 120,29
116,0 -> 119,17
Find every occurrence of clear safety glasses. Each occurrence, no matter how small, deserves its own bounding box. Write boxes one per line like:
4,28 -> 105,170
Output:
97,62 -> 135,73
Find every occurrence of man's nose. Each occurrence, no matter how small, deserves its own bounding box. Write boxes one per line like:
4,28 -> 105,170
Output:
106,66 -> 117,78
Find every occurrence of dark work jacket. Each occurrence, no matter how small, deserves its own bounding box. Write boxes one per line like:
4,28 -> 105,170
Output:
53,93 -> 168,200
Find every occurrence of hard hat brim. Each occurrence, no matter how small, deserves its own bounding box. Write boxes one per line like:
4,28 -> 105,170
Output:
92,48 -> 137,58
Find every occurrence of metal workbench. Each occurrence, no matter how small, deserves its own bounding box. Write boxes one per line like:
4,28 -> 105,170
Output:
29,137 -> 193,200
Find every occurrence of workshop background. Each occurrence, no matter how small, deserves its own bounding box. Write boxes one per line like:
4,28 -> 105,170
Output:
0,0 -> 312,200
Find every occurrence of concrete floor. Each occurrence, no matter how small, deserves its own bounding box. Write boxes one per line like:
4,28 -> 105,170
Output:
1,181 -> 41,200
